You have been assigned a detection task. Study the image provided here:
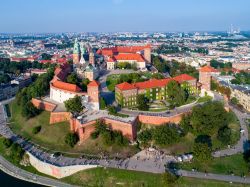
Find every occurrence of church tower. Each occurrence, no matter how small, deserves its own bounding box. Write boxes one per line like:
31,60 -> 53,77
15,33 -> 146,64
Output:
73,38 -> 81,64
89,51 -> 95,65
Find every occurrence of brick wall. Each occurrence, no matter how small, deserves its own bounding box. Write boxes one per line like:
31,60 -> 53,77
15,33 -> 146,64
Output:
70,118 -> 136,143
31,98 -> 57,112
138,113 -> 184,125
49,112 -> 71,124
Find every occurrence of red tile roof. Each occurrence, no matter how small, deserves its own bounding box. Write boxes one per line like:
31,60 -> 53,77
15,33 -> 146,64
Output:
51,80 -> 81,92
114,53 -> 145,62
133,78 -> 173,89
116,74 -> 196,91
97,45 -> 151,56
116,82 -> 136,91
173,74 -> 196,83
199,66 -> 219,73
88,80 -> 100,87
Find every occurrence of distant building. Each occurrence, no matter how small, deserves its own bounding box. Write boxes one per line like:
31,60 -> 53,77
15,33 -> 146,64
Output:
232,62 -> 250,71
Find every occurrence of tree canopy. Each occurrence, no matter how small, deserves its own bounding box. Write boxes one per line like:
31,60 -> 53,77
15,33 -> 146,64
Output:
64,96 -> 83,114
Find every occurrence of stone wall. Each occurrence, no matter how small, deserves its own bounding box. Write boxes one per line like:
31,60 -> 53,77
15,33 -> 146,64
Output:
31,98 -> 57,112
27,152 -> 98,179
49,112 -> 71,124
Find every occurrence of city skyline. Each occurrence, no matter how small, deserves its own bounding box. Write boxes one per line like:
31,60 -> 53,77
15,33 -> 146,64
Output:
1,0 -> 250,33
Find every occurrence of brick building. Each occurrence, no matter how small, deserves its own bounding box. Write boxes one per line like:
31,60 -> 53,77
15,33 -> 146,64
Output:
97,45 -> 151,70
115,74 -> 197,107
199,65 -> 220,91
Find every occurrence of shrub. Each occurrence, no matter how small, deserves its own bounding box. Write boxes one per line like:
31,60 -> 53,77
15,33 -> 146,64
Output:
10,143 -> 25,163
32,126 -> 42,134
65,133 -> 79,147
102,131 -> 113,146
2,138 -> 13,148
100,97 -> 107,109
90,131 -> 99,139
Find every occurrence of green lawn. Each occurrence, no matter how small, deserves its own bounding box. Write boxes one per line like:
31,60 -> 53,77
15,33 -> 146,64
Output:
181,154 -> 249,176
9,100 -> 138,158
62,167 -> 250,187
197,96 -> 213,103
106,74 -> 120,92
9,100 -> 71,152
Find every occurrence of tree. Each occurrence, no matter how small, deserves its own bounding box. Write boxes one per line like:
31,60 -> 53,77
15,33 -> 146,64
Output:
21,101 -> 41,119
82,78 -> 90,91
166,80 -> 185,107
66,73 -> 78,84
10,143 -> 25,163
217,126 -> 232,145
64,96 -> 83,114
243,149 -> 250,170
190,101 -> 230,136
32,126 -> 42,134
65,133 -> 79,147
195,135 -> 212,147
107,105 -> 117,115
153,124 -> 181,145
3,138 -> 13,148
137,94 -> 149,111
138,129 -> 152,145
179,114 -> 192,135
193,142 -> 212,162
100,97 -> 107,109
231,97 -> 239,105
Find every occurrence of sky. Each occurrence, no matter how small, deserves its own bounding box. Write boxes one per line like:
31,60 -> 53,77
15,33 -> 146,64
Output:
1,0 -> 250,33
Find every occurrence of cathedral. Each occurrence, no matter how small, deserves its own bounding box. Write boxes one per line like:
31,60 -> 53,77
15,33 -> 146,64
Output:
73,39 -> 99,81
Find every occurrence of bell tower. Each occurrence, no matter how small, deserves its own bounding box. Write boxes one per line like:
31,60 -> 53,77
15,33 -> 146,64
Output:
73,38 -> 81,64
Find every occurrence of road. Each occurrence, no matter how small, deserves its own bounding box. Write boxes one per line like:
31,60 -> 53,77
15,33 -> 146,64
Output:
177,169 -> 250,184
0,155 -> 74,187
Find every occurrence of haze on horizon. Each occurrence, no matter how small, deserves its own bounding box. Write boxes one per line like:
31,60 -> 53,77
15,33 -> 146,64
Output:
1,0 -> 250,33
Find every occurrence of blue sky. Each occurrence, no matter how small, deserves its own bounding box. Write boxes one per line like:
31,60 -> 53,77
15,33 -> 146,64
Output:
1,0 -> 250,33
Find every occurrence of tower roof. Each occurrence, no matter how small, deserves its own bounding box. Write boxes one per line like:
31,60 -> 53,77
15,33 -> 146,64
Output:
199,66 -> 219,73
88,80 -> 100,87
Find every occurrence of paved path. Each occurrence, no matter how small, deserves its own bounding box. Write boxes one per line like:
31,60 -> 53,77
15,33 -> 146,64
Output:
177,169 -> 250,184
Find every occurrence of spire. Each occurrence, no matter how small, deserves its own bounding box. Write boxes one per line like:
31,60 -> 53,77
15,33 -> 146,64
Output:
73,38 -> 80,54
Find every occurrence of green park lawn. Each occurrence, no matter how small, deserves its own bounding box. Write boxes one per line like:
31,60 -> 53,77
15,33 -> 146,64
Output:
181,154 -> 249,177
9,100 -> 138,157
106,74 -> 120,92
62,167 -> 250,187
